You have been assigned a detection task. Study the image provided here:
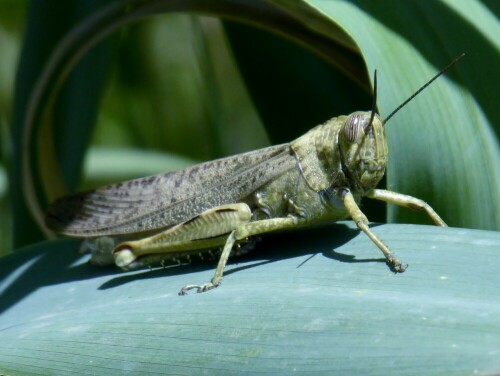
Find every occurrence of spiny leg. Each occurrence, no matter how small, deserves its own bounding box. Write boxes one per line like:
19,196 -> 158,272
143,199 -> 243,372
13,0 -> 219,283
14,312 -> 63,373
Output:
341,189 -> 407,272
113,203 -> 252,269
178,231 -> 238,295
366,189 -> 447,226
179,216 -> 304,295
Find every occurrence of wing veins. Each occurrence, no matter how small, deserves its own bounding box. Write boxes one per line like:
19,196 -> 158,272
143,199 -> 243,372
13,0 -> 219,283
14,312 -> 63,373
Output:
47,144 -> 295,235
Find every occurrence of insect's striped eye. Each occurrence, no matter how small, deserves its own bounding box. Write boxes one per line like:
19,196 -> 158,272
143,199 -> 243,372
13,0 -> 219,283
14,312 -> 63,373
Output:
343,114 -> 361,143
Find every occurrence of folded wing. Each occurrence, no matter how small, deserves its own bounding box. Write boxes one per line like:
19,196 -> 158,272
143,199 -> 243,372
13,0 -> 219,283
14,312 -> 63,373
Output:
46,144 -> 296,236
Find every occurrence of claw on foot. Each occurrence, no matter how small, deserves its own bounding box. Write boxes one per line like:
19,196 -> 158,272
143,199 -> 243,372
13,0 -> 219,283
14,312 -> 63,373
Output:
178,281 -> 220,296
387,256 -> 408,273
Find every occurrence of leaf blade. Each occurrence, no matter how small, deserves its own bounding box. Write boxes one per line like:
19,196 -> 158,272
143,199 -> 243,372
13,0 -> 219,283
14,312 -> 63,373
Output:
1,223 -> 499,374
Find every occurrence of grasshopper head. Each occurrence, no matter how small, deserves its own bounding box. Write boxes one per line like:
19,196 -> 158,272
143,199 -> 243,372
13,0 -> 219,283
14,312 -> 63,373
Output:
339,111 -> 388,191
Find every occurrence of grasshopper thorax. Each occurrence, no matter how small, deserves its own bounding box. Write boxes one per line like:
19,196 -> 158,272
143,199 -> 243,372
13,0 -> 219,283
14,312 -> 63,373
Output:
339,111 -> 388,192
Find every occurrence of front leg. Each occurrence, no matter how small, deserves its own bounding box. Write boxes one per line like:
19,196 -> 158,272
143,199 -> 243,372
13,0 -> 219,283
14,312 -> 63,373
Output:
366,189 -> 447,226
341,189 -> 407,273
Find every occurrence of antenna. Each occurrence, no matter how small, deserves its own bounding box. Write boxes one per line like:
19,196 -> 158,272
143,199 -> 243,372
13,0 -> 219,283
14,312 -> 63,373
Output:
366,70 -> 378,133
383,53 -> 465,125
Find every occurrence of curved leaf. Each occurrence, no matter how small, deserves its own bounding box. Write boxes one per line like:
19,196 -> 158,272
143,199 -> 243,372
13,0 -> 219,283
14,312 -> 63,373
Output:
309,0 -> 500,230
1,223 -> 499,374
232,0 -> 499,230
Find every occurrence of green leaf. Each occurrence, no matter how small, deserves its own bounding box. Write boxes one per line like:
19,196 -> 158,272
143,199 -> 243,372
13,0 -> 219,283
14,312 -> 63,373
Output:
1,223 -> 499,374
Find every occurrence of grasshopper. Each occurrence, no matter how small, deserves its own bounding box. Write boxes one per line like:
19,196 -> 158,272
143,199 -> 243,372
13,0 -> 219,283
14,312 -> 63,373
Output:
46,55 -> 463,295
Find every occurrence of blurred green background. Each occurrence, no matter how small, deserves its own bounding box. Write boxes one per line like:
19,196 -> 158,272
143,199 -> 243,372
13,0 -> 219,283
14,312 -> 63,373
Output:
1,1 -> 274,256
1,0 -> 499,258
0,0 -> 27,256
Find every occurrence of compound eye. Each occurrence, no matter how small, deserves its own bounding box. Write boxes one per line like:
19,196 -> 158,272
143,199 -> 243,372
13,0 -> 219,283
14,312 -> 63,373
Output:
343,114 -> 361,143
